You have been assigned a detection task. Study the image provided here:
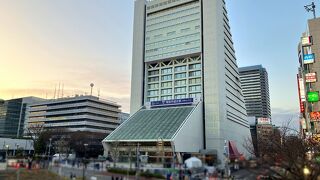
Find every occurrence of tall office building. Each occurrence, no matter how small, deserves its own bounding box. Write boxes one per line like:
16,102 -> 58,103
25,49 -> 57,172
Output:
27,95 -> 121,134
0,97 -> 43,138
104,0 -> 250,166
239,65 -> 271,119
297,17 -> 320,137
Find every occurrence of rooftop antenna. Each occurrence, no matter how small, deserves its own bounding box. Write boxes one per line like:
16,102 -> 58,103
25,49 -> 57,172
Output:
305,2 -> 316,19
53,85 -> 57,99
61,84 -> 64,98
90,83 -> 94,96
98,88 -> 100,98
57,82 -> 61,99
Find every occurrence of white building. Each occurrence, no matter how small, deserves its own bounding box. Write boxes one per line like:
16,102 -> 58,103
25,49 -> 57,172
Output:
103,0 -> 250,166
27,96 -> 121,134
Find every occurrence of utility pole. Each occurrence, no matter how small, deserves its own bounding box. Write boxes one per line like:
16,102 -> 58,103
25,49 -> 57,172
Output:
305,2 -> 317,19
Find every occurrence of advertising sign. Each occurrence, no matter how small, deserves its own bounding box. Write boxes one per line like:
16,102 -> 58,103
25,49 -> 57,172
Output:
303,54 -> 315,64
310,112 -> 320,122
308,91 -> 319,102
298,78 -> 306,102
305,73 -> 317,83
151,98 -> 193,107
301,36 -> 312,46
257,118 -> 271,124
300,118 -> 307,129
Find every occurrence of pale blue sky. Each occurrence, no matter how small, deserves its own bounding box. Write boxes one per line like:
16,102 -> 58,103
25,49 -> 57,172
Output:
0,0 -> 318,127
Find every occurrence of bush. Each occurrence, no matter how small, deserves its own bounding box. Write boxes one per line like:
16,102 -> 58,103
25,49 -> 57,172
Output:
140,171 -> 165,179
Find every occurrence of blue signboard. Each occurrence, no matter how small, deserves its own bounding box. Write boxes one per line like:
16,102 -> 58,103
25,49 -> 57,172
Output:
304,54 -> 315,64
151,98 -> 193,107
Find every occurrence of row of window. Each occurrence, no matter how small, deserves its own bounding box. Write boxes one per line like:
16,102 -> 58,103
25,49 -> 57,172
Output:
147,93 -> 202,102
146,47 -> 201,61
146,18 -> 200,34
148,63 -> 201,76
148,70 -> 201,82
148,77 -> 202,88
148,85 -> 201,95
146,39 -> 200,54
146,32 -> 200,47
147,2 -> 200,20
147,12 -> 200,30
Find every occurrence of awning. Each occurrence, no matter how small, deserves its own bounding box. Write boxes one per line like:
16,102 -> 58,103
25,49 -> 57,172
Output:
228,141 -> 241,159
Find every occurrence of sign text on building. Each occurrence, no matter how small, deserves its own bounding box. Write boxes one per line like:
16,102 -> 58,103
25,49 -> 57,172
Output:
303,54 -> 315,64
305,72 -> 317,83
151,98 -> 193,107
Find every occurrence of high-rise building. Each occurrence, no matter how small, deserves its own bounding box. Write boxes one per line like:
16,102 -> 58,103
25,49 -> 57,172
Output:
239,65 -> 271,119
297,17 -> 320,136
103,0 -> 250,166
0,97 -> 43,138
27,95 -> 121,134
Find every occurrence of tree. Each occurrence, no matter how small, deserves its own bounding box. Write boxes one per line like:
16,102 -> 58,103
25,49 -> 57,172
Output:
109,141 -> 120,167
25,123 -> 47,156
244,121 -> 320,179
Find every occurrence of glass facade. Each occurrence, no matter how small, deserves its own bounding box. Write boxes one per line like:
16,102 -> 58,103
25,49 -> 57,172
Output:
0,98 -> 23,137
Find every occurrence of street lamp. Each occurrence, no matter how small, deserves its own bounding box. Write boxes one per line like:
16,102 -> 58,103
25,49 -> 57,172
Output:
5,145 -> 9,159
83,143 -> 89,180
303,166 -> 311,176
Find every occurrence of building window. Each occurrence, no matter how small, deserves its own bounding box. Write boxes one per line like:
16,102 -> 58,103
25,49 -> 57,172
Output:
148,70 -> 159,76
148,83 -> 159,89
175,66 -> 187,72
161,68 -> 172,74
161,75 -> 172,81
161,96 -> 172,100
175,73 -> 187,79
175,80 -> 186,86
189,70 -> 201,77
189,78 -> 201,85
189,85 -> 201,92
175,94 -> 187,99
161,88 -> 172,95
189,63 -> 201,70
189,93 -> 202,98
148,90 -> 159,96
148,77 -> 159,83
161,82 -> 172,88
175,87 -> 186,93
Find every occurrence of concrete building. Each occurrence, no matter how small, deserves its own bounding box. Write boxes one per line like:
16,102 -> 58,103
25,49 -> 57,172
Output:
103,0 -> 250,166
297,17 -> 320,136
239,65 -> 271,119
27,95 -> 121,134
0,97 -> 43,138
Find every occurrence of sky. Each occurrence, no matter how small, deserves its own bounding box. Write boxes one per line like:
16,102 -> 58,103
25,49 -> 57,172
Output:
0,0 -> 318,127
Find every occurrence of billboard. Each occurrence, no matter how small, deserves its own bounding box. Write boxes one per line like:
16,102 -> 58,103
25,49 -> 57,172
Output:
310,112 -> 320,122
257,118 -> 271,124
305,73 -> 317,83
303,54 -> 315,64
298,78 -> 306,102
301,36 -> 312,46
151,98 -> 193,107
307,91 -> 319,102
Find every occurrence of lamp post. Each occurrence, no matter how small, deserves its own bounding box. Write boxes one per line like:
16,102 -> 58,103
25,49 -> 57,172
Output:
5,145 -> 9,159
83,143 -> 88,180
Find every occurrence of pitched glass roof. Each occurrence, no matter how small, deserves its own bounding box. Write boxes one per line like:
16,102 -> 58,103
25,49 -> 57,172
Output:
104,106 -> 194,141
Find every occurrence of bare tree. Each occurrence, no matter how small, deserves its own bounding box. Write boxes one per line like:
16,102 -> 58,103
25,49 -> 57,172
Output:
109,141 -> 120,168
25,123 -> 46,156
244,120 -> 320,179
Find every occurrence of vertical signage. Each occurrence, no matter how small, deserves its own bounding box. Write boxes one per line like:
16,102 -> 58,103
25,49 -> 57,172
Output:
297,75 -> 305,113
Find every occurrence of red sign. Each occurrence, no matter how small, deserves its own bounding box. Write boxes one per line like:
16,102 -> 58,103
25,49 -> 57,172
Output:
306,73 -> 317,83
297,74 -> 305,113
310,112 -> 320,122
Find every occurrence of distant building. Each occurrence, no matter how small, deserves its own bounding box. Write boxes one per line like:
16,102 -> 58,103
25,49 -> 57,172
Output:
0,97 -> 43,138
297,17 -> 320,137
27,95 -> 121,134
119,112 -> 130,123
239,65 -> 271,119
0,138 -> 33,157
